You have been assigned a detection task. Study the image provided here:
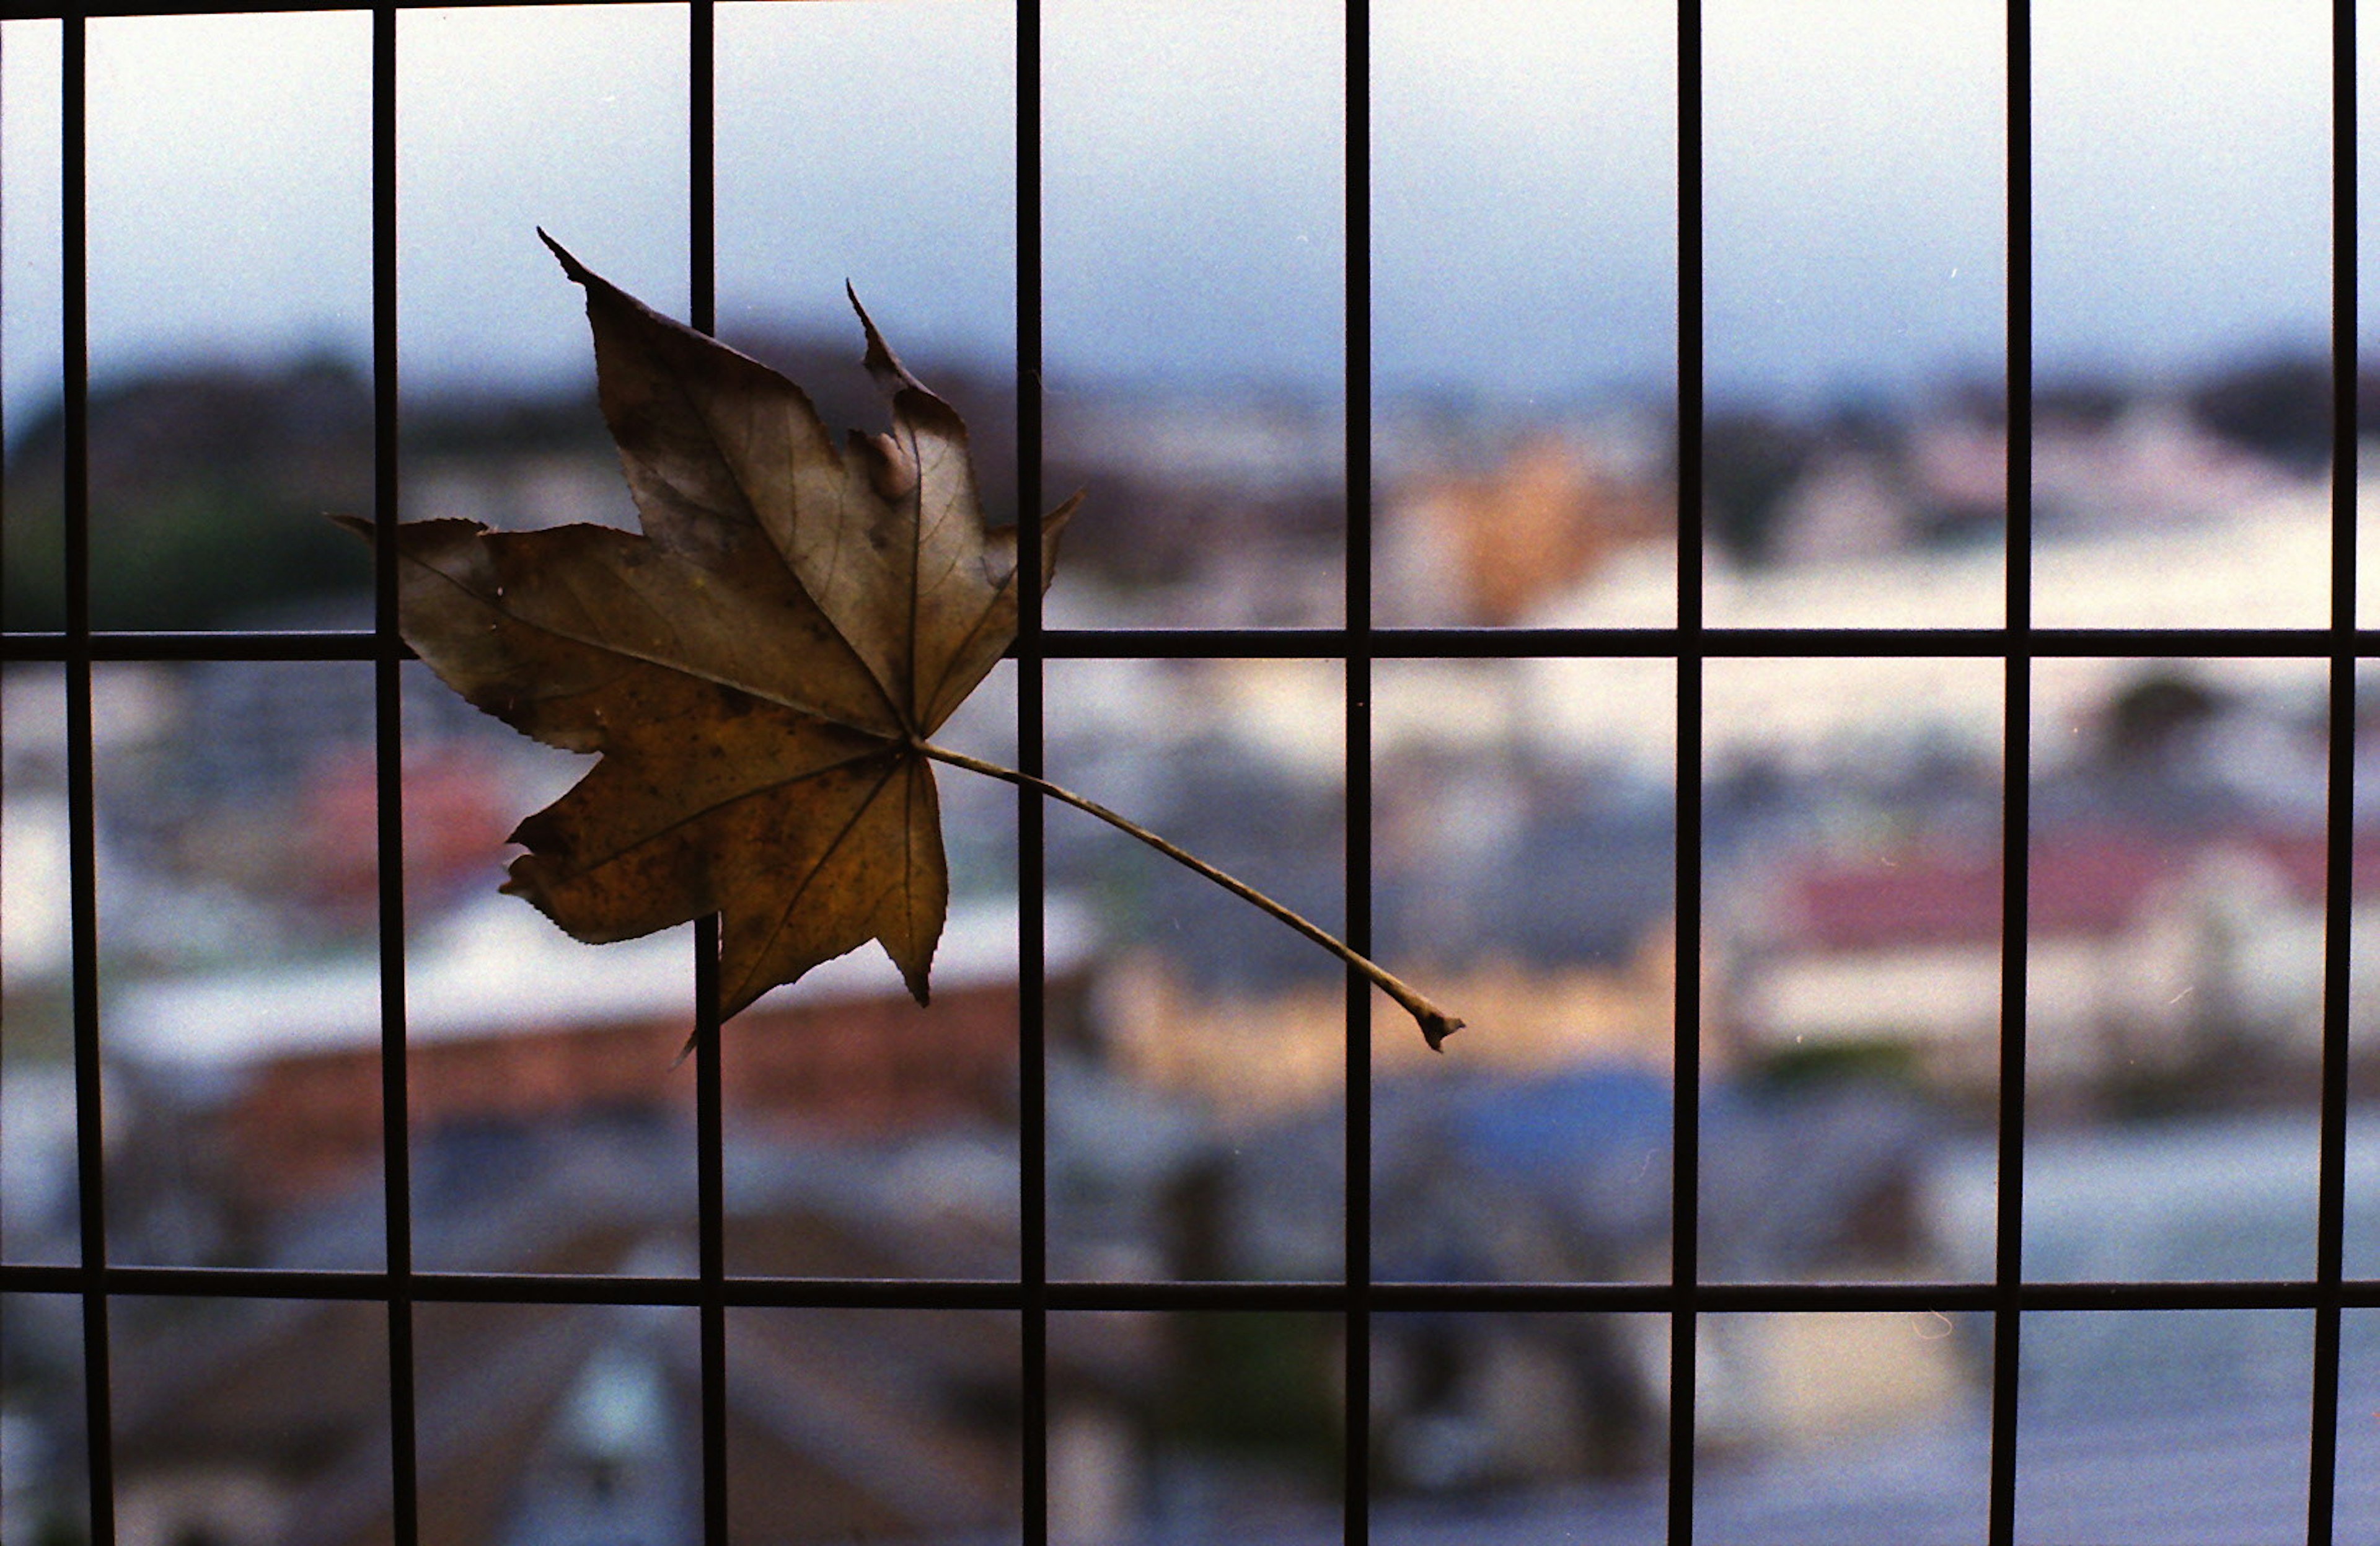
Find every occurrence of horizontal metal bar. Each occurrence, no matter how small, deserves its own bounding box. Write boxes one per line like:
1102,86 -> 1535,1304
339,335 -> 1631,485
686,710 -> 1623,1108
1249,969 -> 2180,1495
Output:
0,1265 -> 1024,1309
0,1264 -> 1349,1311
1366,1278 -> 2380,1314
1,630 -> 397,663
1034,625 -> 2373,661
4,623 -> 2372,666
9,1261 -> 2378,1314
1373,1281 -> 1983,1314
9,0 -> 709,17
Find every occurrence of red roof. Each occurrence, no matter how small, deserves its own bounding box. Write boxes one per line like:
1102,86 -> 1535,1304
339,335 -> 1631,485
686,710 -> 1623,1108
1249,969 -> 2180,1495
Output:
1779,828 -> 2380,953
1789,847 -> 2004,951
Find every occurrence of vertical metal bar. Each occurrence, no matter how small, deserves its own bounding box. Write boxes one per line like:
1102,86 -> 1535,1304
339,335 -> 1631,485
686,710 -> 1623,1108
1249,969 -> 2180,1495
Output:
1,22 -> 7,570
369,7 -> 418,1542
2306,4 -> 2356,1539
688,6 -> 726,1541
2003,1 -> 2033,644
689,0 -> 715,338
1013,1 -> 1050,1539
1668,658 -> 1703,1546
695,914 -> 727,1544
60,13 -> 117,1544
1668,2 -> 1703,1540
1988,6 -> 2032,1543
2310,660 -> 2351,1543
1675,1 -> 1704,648
1989,663 -> 2031,1546
2330,9 -> 2358,637
1342,2 -> 1373,1542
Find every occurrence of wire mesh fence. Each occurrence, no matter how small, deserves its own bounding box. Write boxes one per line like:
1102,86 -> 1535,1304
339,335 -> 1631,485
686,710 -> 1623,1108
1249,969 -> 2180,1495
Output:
0,2 -> 2371,1544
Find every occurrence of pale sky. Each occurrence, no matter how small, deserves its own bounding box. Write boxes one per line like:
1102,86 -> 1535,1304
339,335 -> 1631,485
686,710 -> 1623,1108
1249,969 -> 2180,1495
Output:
0,0 -> 2355,427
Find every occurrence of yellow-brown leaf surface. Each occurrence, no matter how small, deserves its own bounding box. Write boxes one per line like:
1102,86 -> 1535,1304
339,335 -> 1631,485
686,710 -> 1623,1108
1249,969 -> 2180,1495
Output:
363,234 -> 1078,1018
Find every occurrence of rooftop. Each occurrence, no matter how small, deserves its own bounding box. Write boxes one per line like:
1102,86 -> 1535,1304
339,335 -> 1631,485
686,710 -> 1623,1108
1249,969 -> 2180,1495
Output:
110,893 -> 1096,1072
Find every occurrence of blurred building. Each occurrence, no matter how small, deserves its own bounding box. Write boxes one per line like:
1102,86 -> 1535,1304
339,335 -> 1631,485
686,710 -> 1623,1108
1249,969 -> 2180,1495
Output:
105,899 -> 1092,1250
2031,393 -> 2300,537
20,348 -> 2380,1540
1042,394 -> 1347,628
1716,829 -> 2370,1111
1093,925 -> 1678,1120
1377,426 -> 1672,625
92,1120 -> 1154,1546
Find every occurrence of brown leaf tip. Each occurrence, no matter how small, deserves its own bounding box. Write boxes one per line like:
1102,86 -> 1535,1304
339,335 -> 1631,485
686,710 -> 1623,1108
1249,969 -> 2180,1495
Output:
845,281 -> 921,404
537,227 -> 593,285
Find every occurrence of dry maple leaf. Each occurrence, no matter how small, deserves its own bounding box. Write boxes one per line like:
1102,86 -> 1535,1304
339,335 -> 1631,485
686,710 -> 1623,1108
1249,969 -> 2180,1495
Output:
357,233 -> 1461,1048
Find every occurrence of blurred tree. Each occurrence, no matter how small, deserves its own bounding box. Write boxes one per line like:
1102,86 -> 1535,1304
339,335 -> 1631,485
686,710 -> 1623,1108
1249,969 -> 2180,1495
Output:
2032,376 -> 2126,433
1163,1311 -> 1341,1484
2101,664 -> 2225,765
1700,409 -> 1814,568
2187,353 -> 2332,476
1942,376 -> 2008,429
5,355 -> 374,631
2,333 -> 1015,634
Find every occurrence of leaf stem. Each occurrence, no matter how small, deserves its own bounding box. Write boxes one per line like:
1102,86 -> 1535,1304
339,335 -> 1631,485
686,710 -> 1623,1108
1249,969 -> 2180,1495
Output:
917,740 -> 1463,1051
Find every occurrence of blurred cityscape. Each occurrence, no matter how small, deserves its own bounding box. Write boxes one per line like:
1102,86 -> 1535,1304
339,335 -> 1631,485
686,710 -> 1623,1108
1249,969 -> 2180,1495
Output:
7,340 -> 2380,1544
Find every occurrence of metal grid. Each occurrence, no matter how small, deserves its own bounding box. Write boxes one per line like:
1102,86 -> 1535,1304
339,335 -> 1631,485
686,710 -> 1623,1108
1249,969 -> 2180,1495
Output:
0,2 -> 2369,1542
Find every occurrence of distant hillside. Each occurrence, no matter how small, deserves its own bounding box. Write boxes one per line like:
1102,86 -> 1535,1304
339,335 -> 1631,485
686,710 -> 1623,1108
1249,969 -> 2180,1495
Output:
1,333 -> 1022,634
4,356 -> 379,632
